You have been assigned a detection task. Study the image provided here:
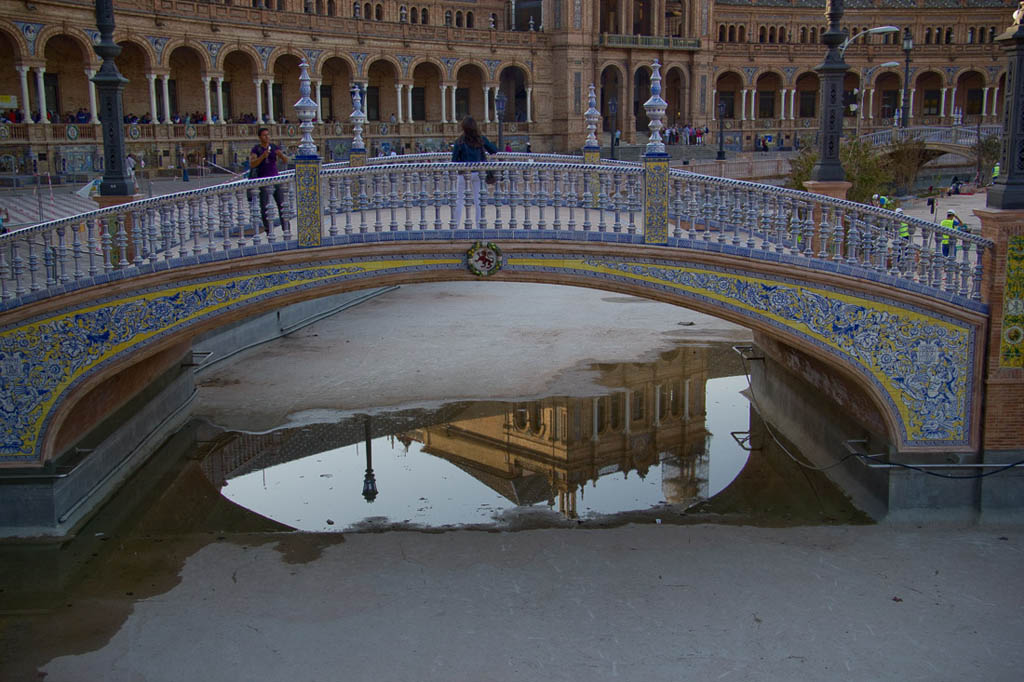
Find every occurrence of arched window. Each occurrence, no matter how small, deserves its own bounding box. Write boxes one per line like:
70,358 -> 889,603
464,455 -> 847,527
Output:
422,8 -> 428,23
967,28 -> 974,43
364,2 -> 370,18
467,11 -> 473,28
739,25 -> 746,42
411,6 -> 418,22
990,26 -> 997,42
728,25 -> 735,42
327,0 -> 335,15
800,26 -> 807,43
718,25 -> 726,42
375,3 -> 382,20
810,27 -> 817,43
456,10 -> 463,27
925,27 -> 932,44
490,13 -> 497,29
352,1 -> 359,17
778,25 -> 786,43
945,27 -> 953,44
400,5 -> 407,21
759,26 -> 767,43
769,26 -> 776,43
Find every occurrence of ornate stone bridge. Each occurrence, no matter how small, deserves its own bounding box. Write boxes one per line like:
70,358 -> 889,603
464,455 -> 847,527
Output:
860,124 -> 1003,157
0,152 -> 1000,478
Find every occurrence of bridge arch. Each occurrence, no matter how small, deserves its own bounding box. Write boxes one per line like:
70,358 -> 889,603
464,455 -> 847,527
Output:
0,241 -> 984,467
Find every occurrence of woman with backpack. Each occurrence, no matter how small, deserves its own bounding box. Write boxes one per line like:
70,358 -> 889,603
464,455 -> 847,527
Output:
451,116 -> 497,228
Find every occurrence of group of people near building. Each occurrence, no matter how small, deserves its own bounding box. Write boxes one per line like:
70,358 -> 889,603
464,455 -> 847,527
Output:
663,124 -> 707,145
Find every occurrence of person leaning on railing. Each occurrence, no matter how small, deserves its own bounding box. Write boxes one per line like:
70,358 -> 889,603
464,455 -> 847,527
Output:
250,126 -> 291,233
450,116 -> 497,227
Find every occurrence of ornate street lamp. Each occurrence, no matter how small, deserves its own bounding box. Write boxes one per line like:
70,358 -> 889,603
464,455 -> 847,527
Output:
902,27 -> 913,129
495,90 -> 507,151
609,96 -> 618,159
987,7 -> 1024,209
809,0 -> 849,182
92,0 -> 133,196
716,100 -> 726,160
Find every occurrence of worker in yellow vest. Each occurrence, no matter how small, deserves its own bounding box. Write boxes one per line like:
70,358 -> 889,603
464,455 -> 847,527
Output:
894,207 -> 910,268
939,209 -> 963,257
993,162 -> 1001,181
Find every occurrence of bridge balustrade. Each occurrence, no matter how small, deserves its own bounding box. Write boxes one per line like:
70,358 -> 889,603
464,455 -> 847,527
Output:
0,156 -> 994,313
861,125 -> 1003,148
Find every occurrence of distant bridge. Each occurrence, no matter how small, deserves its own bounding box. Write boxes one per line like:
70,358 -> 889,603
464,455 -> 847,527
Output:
0,152 -> 994,471
860,125 -> 1003,156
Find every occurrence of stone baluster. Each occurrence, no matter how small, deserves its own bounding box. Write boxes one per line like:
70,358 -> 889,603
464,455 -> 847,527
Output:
342,176 -> 354,235
731,186 -> 743,246
402,172 -> 414,232
114,214 -> 129,268
176,202 -> 188,258
550,169 -> 563,232
357,176 -> 369,233
417,171 -> 429,231
372,173 -> 384,232
431,171 -> 443,230
85,218 -> 100,277
388,173 -> 400,232
40,232 -> 54,288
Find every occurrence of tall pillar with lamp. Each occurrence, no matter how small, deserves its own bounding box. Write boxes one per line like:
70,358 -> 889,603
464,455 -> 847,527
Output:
902,27 -> 913,128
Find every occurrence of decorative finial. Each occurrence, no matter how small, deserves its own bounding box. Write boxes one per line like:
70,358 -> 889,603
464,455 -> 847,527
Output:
584,83 -> 600,148
294,61 -> 318,157
350,83 -> 366,151
643,59 -> 667,154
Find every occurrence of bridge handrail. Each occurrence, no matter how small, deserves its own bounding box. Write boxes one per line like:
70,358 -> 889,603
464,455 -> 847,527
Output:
0,155 -> 993,312
670,168 -> 995,249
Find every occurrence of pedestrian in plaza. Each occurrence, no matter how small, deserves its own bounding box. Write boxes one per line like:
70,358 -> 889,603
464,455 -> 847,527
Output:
450,116 -> 496,228
250,127 -> 291,233
0,206 -> 9,233
125,153 -> 138,192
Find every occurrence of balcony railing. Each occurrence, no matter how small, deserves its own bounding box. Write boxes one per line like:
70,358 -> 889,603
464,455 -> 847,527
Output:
599,34 -> 701,50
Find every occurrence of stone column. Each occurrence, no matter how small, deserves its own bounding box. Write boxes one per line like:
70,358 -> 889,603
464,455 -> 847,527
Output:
16,66 -> 32,124
949,87 -> 958,121
85,69 -> 100,123
440,84 -> 447,123
526,86 -> 533,122
591,398 -> 599,441
867,88 -> 874,119
740,89 -> 747,121
34,67 -> 47,122
267,79 -> 276,123
983,86 -> 990,116
450,85 -> 457,122
406,84 -> 413,123
940,87 -> 948,117
202,76 -> 213,123
146,74 -> 158,121
909,87 -> 916,119
992,86 -> 1001,118
710,89 -> 716,121
779,88 -> 787,120
255,79 -> 264,122
216,76 -> 226,124
315,80 -> 322,122
482,85 -> 490,123
395,83 -> 403,122
790,88 -> 796,120
161,74 -> 171,124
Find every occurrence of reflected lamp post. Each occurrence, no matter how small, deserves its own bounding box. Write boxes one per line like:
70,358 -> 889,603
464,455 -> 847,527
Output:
902,27 -> 913,128
609,96 -> 618,159
495,90 -> 507,151
716,101 -> 726,160
362,417 -> 377,502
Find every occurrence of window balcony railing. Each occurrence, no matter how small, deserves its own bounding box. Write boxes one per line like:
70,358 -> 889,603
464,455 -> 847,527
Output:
599,34 -> 700,50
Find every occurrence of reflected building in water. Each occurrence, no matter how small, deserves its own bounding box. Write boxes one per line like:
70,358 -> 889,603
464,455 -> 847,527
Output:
404,347 -> 712,518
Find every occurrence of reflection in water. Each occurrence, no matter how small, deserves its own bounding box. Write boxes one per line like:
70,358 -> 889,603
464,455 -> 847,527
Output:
205,345 -> 759,530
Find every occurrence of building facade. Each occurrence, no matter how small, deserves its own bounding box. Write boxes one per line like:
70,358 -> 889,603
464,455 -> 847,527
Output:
0,0 -> 1016,177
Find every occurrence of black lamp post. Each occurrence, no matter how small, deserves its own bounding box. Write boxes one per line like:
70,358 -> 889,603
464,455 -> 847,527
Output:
901,27 -> 913,128
716,101 -> 726,160
810,0 -> 849,182
609,96 -> 618,159
987,8 -> 1024,209
495,90 -> 507,151
362,417 -> 378,502
93,0 -> 133,196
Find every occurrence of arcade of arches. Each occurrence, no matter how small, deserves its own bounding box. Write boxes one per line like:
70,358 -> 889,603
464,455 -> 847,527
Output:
0,1 -> 1014,174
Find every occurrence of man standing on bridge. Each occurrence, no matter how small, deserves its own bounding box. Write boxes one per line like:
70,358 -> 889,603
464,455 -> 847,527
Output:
250,127 -> 291,233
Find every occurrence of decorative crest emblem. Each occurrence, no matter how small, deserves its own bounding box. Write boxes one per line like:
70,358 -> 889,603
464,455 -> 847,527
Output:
466,241 -> 503,277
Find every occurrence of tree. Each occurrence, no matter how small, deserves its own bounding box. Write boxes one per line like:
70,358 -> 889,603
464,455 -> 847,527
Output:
974,134 -> 1001,185
885,135 -> 927,196
784,137 -> 893,203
